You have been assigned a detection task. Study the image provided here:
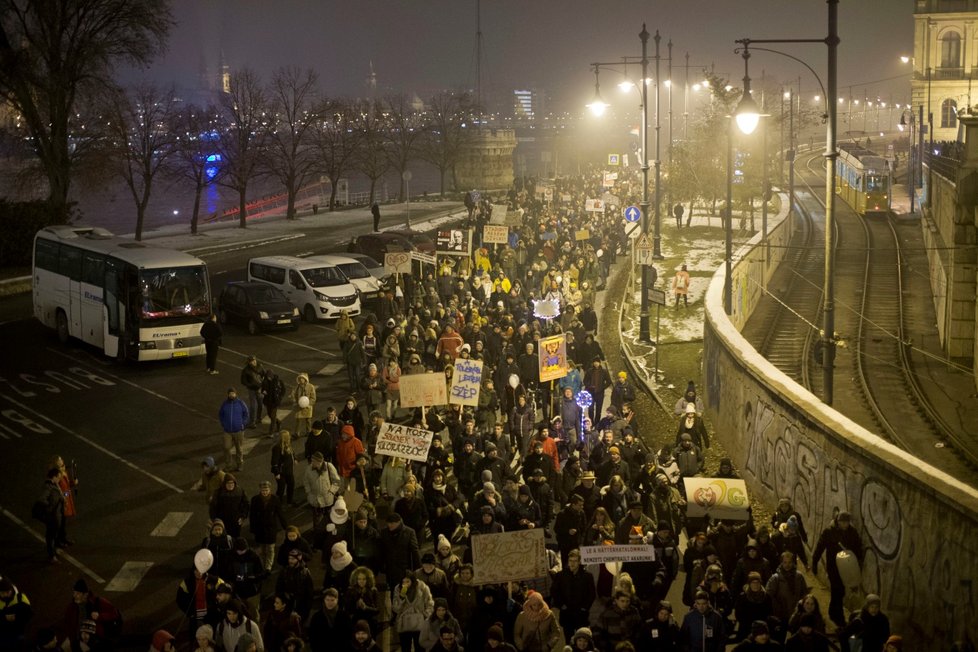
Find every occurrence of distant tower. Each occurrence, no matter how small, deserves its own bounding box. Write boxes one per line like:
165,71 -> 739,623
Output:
220,50 -> 231,94
366,61 -> 377,96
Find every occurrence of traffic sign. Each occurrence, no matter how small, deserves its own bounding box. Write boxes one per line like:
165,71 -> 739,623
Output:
635,234 -> 654,266
623,205 -> 642,223
624,221 -> 640,239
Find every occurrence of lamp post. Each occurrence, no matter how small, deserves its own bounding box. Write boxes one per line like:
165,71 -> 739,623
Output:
899,108 -> 918,213
732,0 -> 839,405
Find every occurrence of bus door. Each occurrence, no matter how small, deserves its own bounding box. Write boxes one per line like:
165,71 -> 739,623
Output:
102,259 -> 124,357
61,246 -> 83,338
80,252 -> 104,348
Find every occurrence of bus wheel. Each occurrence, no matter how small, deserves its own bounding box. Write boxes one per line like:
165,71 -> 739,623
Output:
304,305 -> 317,323
247,319 -> 260,335
55,310 -> 69,345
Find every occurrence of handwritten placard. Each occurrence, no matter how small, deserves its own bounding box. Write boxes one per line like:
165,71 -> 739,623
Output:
682,477 -> 750,520
471,529 -> 548,585
580,545 -> 656,564
399,372 -> 448,408
375,422 -> 434,463
482,225 -> 509,245
450,359 -> 483,406
384,251 -> 412,274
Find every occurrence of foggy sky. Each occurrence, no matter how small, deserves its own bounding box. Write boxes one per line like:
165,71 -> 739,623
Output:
122,1 -> 914,110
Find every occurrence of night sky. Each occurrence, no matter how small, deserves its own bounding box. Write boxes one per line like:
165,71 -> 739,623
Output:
123,1 -> 914,111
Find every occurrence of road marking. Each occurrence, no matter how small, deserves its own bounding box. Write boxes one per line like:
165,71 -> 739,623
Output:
150,512 -> 193,537
185,233 -> 305,255
312,323 -> 337,332
241,435 -> 262,457
45,349 -> 213,421
104,561 -> 154,592
0,505 -> 105,583
0,422 -> 20,439
316,363 -> 344,376
0,392 -> 184,493
262,335 -> 337,357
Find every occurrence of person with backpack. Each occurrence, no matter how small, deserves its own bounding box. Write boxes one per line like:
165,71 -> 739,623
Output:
216,599 -> 263,652
261,370 -> 286,437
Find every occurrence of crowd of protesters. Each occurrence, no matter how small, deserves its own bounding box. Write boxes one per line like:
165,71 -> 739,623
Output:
13,171 -> 918,652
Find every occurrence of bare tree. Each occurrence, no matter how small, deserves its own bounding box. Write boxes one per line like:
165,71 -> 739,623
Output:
265,67 -> 320,220
420,91 -> 476,196
351,99 -> 391,206
382,94 -> 425,201
0,0 -> 173,221
311,99 -> 360,211
106,84 -> 180,241
171,103 -> 223,235
217,69 -> 268,229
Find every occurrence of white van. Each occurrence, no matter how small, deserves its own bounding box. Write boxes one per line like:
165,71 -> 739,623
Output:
306,254 -> 382,300
248,256 -> 361,321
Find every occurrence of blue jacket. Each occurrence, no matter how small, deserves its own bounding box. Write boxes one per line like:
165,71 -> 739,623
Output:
219,398 -> 250,433
679,607 -> 726,652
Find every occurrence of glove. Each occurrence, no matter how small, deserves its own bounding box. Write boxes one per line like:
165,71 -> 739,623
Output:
326,523 -> 336,534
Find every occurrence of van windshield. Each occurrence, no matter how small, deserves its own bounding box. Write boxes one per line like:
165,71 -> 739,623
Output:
302,266 -> 347,288
337,262 -> 370,280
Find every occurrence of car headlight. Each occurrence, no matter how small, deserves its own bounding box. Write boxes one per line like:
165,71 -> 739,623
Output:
292,307 -> 300,316
258,311 -> 269,319
314,291 -> 329,302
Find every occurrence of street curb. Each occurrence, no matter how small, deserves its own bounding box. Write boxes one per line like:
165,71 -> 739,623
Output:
0,275 -> 31,297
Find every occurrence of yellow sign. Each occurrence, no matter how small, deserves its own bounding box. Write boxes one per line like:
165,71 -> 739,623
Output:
538,334 -> 568,382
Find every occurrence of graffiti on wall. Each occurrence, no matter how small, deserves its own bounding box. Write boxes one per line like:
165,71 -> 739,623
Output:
707,327 -> 978,646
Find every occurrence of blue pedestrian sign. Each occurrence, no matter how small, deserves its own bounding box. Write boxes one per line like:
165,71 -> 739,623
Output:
624,206 -> 642,223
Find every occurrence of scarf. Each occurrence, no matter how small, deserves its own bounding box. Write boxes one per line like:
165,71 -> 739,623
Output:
522,592 -> 552,622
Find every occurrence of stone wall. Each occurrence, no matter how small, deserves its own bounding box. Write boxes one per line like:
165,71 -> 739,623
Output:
455,128 -> 517,192
703,263 -> 978,649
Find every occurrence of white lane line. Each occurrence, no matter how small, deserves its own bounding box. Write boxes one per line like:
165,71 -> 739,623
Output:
221,348 -> 302,376
262,334 -> 337,357
316,363 -> 344,376
185,233 -> 305,255
104,561 -> 154,592
45,348 -> 214,421
0,422 -> 19,438
241,436 -> 262,457
0,392 -> 184,493
0,505 -> 105,583
150,512 -> 193,537
312,323 -> 337,332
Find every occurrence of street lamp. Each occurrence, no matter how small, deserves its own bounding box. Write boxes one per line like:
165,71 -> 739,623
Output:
732,0 -> 839,405
586,67 -> 609,116
899,107 -> 923,213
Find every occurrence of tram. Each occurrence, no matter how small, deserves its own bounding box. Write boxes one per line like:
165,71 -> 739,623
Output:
836,143 -> 891,215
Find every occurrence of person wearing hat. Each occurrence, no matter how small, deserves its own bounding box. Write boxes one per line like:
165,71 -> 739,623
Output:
227,537 -> 264,616
216,598 -> 264,652
60,578 -> 121,646
194,624 -> 217,652
176,557 -> 227,640
731,539 -> 773,600
638,600 -> 681,650
275,525 -> 313,569
209,472 -> 249,538
675,401 -> 711,449
349,619 -> 381,652
360,362 -> 386,418
249,479 -> 287,571
514,591 -> 561,652
553,494 -> 587,564
324,540 -> 357,597
335,424 -> 366,491
292,372 -> 316,439
218,387 -> 249,472
0,578 -> 32,650
811,510 -> 864,628
596,443 -> 631,487
477,438 -> 514,488
420,597 -> 463,652
195,456 -> 226,504
882,635 -> 903,652
730,620 -> 779,650
570,469 -> 601,521
275,549 -> 315,622
839,594 -> 890,652
783,612 -> 831,652
614,495 -> 655,544
679,590 -> 726,652
610,370 -> 635,413
733,571 -> 773,643
673,432 -> 706,479
583,356 -> 612,423
340,396 -> 366,442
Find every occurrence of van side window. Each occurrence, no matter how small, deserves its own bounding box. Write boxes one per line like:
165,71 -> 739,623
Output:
289,270 -> 304,289
269,266 -> 285,284
249,262 -> 265,281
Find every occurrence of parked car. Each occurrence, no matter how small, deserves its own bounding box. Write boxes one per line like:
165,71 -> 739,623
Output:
218,281 -> 300,334
306,254 -> 382,300
344,252 -> 387,283
385,229 -> 436,253
248,256 -> 361,321
347,232 -> 417,263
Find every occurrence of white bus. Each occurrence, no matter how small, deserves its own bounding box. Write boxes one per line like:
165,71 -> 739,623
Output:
33,226 -> 212,361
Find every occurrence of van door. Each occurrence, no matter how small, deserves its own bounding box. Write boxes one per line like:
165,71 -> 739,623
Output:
287,269 -> 306,304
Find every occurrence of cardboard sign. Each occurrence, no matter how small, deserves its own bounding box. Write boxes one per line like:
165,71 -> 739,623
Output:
384,251 -> 412,274
490,204 -> 510,225
682,477 -> 751,521
538,334 -> 568,382
471,529 -> 548,585
435,228 -> 472,256
575,229 -> 590,241
399,372 -> 448,407
585,198 -> 605,213
450,359 -> 483,406
375,422 -> 434,462
482,225 -> 509,245
579,545 -> 656,564
504,210 -> 522,226
410,251 -> 437,266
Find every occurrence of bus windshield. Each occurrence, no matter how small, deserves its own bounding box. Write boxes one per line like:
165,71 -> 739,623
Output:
140,266 -> 210,320
302,266 -> 347,288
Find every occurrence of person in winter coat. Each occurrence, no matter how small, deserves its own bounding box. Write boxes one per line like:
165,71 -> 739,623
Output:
765,552 -> 810,631
784,612 -> 832,652
218,388 -> 249,472
344,567 -> 382,636
392,572 -> 434,652
304,452 -> 341,531
638,600 -> 681,651
0,578 -> 33,650
261,370 -> 287,435
275,550 -> 315,622
675,403 -> 710,449
215,600 -> 263,652
469,588 -> 508,651
811,511 -> 863,628
350,619 -> 382,652
323,540 -> 357,600
513,591 -> 561,652
550,550 -> 595,643
732,539 -> 773,595
344,332 -> 366,393
673,381 -> 705,416
240,356 -> 265,429
248,480 -> 287,571
335,424 -> 366,490
209,474 -> 248,538
673,434 -> 705,480
787,594 -> 827,637
227,537 -> 265,616
201,313 -> 223,374
380,512 -> 421,587
509,394 -> 536,457
340,396 -> 366,441
838,594 -> 889,652
553,496 -> 587,566
734,572 -> 773,642
176,568 -> 226,640
595,591 -> 643,652
276,526 -> 313,568
419,597 -> 464,651
292,373 -> 316,438
732,620 -> 779,651
38,468 -> 65,563
307,589 -> 353,652
568,627 -> 598,652
262,592 -> 302,652
449,565 -> 478,634
394,483 -> 430,544
383,358 -> 402,419
270,430 -> 297,506
679,591 -> 726,652
609,371 -> 635,412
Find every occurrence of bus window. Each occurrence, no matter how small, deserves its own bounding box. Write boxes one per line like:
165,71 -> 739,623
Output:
59,246 -> 82,281
34,238 -> 59,271
82,252 -> 104,286
140,266 -> 210,320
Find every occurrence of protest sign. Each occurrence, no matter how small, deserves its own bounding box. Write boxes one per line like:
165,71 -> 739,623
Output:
682,477 -> 751,521
375,422 -> 434,462
575,229 -> 590,241
538,334 -> 568,382
435,228 -> 472,256
450,358 -> 483,407
399,372 -> 447,407
579,545 -> 656,564
482,225 -> 509,245
384,251 -> 412,274
471,529 -> 548,585
585,198 -> 605,212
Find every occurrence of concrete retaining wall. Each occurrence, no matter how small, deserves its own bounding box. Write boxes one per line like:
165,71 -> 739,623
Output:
703,225 -> 978,649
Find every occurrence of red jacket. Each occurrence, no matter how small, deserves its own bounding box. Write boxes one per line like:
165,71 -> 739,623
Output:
336,431 -> 365,478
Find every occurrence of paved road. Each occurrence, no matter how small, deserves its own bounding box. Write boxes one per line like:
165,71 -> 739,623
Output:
0,204 -> 464,644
